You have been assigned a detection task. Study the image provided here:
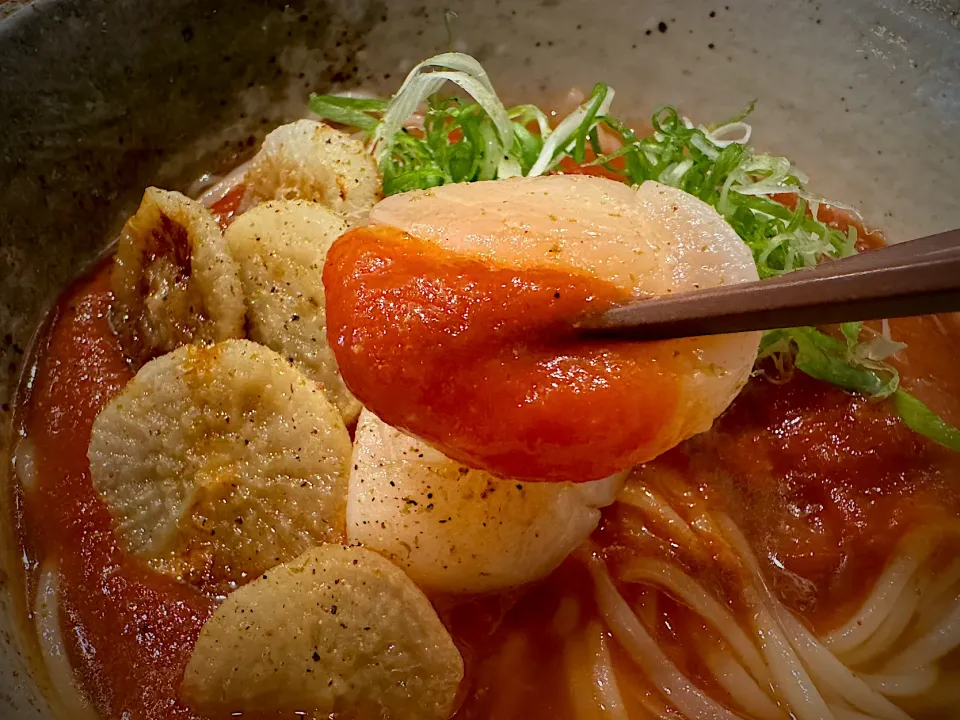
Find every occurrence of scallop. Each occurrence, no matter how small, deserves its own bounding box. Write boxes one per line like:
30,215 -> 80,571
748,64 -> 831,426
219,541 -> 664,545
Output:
245,119 -> 381,221
225,199 -> 360,423
87,339 -> 351,592
348,410 -> 625,593
327,175 -> 761,481
371,176 -> 759,299
182,544 -> 463,720
111,187 -> 245,369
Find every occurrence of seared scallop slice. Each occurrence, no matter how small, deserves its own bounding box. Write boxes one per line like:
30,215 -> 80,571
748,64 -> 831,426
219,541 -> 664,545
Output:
226,200 -> 360,423
111,187 -> 244,369
349,411 -> 625,593
88,339 -> 351,592
182,545 -> 463,720
245,120 -> 381,220
326,175 -> 762,481
369,175 -> 761,445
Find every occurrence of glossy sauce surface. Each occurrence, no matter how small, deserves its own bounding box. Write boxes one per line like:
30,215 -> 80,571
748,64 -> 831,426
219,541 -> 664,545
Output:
721,316 -> 960,628
15,208 -> 960,720
323,225 -> 681,482
17,264 -> 213,719
209,184 -> 246,230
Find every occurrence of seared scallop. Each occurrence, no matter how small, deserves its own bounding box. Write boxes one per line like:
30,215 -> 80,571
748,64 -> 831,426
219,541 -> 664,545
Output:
245,119 -> 381,221
324,175 -> 761,481
111,187 -> 244,368
182,544 -> 463,720
349,410 -> 625,593
87,339 -> 351,592
225,199 -> 360,423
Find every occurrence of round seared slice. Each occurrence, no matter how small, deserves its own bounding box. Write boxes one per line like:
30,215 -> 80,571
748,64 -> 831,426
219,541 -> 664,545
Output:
88,339 -> 351,592
245,119 -> 381,221
324,175 -> 762,482
349,410 -> 624,593
226,200 -> 360,423
182,545 -> 463,720
111,187 -> 244,369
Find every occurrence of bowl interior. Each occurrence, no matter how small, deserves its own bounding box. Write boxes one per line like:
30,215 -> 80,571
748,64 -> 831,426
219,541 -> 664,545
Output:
0,0 -> 957,716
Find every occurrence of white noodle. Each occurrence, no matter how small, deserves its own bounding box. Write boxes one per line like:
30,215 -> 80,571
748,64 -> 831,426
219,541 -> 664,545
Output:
922,557 -> 960,609
884,595 -> 960,672
620,558 -> 771,687
740,584 -> 834,720
828,707 -> 882,720
13,436 -> 37,492
895,671 -> 960,715
584,552 -> 744,720
630,689 -> 680,720
702,646 -> 784,720
590,625 -> 630,720
840,577 -> 920,667
566,621 -> 629,720
719,516 -> 911,720
607,481 -> 960,720
34,562 -> 100,720
704,515 -> 832,720
824,532 -> 933,655
861,666 -> 938,697
489,634 -> 531,719
566,625 -> 604,720
617,484 -> 698,550
773,604 -> 912,720
632,586 -> 660,634
914,558 -> 960,637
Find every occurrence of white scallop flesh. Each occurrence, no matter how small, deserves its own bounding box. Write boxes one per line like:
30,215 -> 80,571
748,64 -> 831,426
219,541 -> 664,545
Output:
181,544 -> 463,720
368,174 -> 762,453
111,187 -> 244,369
245,119 -> 382,222
226,199 -> 361,423
88,339 -> 352,592
348,410 -> 626,594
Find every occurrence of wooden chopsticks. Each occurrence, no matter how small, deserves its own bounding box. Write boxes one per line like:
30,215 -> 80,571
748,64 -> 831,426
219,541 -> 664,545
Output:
577,229 -> 960,341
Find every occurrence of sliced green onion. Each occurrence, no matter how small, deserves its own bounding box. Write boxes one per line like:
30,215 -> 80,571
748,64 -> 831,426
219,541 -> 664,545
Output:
306,52 -> 960,452
761,327 -> 891,398
894,391 -> 960,451
308,94 -> 386,131
527,84 -> 614,176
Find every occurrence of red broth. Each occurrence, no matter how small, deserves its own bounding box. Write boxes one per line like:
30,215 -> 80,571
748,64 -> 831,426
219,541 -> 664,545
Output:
16,263 -> 214,718
13,198 -> 960,720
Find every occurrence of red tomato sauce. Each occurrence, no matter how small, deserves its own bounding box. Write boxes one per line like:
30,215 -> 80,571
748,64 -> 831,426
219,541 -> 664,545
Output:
323,225 -> 680,482
594,307 -> 960,634
13,178 -> 960,720
690,370 -> 959,630
208,184 -> 247,230
556,152 -> 629,182
17,263 -> 214,719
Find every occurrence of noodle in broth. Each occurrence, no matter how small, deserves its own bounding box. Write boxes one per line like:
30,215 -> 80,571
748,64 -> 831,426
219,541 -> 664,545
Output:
10,50 -> 960,720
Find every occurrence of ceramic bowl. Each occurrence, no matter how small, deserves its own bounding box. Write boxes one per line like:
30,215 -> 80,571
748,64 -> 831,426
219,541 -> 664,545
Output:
0,0 -> 957,716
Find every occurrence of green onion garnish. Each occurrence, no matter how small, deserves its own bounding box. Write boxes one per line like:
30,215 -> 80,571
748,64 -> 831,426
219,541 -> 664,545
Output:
308,52 -> 960,451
